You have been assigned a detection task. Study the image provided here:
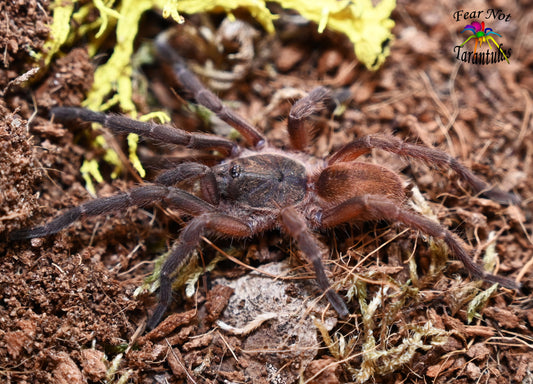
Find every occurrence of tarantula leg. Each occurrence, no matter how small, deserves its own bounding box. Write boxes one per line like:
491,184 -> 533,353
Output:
155,34 -> 266,148
51,107 -> 237,155
148,214 -> 252,329
320,195 -> 520,290
327,135 -> 520,204
10,185 -> 214,241
281,207 -> 349,318
288,87 -> 331,151
155,163 -> 219,205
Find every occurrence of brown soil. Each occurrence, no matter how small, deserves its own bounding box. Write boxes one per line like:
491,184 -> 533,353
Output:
1,1 -> 532,383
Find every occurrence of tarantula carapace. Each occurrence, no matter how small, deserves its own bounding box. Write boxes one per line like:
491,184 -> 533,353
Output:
11,37 -> 520,329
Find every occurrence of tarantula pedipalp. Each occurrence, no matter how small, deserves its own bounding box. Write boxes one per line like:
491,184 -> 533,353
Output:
11,39 -> 520,329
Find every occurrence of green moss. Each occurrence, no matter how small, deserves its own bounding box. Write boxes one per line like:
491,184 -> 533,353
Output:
467,283 -> 499,323
316,281 -> 447,383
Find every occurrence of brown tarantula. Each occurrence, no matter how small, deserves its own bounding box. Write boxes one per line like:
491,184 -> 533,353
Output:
11,37 -> 520,329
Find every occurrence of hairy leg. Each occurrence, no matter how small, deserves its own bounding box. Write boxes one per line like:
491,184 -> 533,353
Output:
281,207 -> 349,318
320,195 -> 520,290
51,107 -> 237,156
155,34 -> 266,149
327,135 -> 519,204
288,87 -> 331,151
155,163 -> 219,205
147,213 -> 252,329
10,185 -> 214,240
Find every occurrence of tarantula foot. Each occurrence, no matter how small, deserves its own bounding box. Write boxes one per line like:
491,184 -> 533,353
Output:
10,228 -> 41,241
325,289 -> 350,318
483,271 -> 521,291
146,304 -> 168,330
482,187 -> 521,205
10,207 -> 83,240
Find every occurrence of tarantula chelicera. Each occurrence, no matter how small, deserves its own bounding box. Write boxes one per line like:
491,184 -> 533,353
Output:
11,37 -> 520,329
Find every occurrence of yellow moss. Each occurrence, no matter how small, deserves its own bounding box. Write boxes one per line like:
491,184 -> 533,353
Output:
82,0 -> 276,111
163,0 -> 396,69
164,0 -> 395,69
127,112 -> 171,178
41,0 -> 395,116
79,0 -> 156,182
126,134 -> 144,177
92,0 -> 121,38
162,0 -> 185,23
80,158 -> 104,197
139,111 -> 172,124
165,0 -> 277,33
275,0 -> 395,70
83,0 -> 155,113
39,0 -> 77,67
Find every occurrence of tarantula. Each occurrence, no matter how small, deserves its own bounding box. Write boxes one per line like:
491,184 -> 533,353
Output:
11,37 -> 520,329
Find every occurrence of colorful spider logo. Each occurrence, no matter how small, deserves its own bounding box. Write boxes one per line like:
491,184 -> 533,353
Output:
461,21 -> 509,63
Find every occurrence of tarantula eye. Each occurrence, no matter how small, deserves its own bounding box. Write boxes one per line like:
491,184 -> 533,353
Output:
230,164 -> 242,178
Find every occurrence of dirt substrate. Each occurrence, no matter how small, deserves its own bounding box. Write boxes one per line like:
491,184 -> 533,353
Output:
1,0 -> 532,383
